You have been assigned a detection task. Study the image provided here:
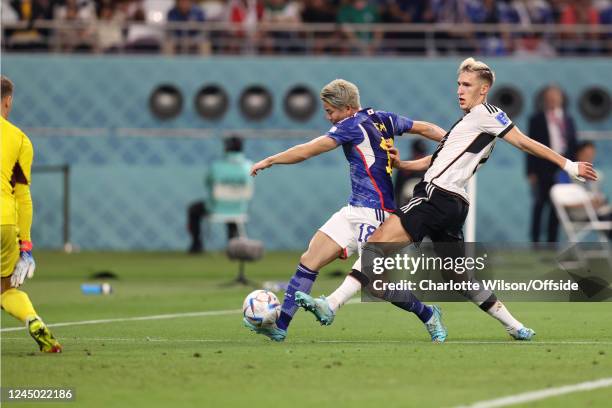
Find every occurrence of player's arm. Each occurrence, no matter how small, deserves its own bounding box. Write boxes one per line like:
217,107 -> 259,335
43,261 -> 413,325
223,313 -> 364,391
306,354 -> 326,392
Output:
397,155 -> 432,172
408,121 -> 446,142
12,182 -> 36,287
503,126 -> 597,181
14,183 -> 33,242
250,136 -> 337,176
13,136 -> 34,242
390,114 -> 445,142
10,136 -> 36,288
389,148 -> 432,171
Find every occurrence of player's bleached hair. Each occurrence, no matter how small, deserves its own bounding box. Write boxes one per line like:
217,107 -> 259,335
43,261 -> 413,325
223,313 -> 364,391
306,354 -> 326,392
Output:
320,79 -> 361,109
1,76 -> 14,99
458,58 -> 495,86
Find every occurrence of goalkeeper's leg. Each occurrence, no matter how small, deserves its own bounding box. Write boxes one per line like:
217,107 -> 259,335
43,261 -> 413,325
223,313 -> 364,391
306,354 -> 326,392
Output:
1,277 -> 62,352
1,228 -> 62,353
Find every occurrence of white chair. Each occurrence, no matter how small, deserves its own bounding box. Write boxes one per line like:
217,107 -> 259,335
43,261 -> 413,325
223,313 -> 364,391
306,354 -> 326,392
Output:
550,183 -> 612,267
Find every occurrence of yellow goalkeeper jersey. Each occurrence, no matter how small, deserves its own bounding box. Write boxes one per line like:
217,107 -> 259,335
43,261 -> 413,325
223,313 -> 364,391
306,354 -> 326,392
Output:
1,117 -> 33,240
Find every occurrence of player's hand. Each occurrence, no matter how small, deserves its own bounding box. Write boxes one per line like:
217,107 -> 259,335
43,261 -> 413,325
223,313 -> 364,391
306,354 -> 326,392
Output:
388,147 -> 401,168
10,241 -> 35,287
564,160 -> 597,182
577,162 -> 598,182
250,158 -> 272,176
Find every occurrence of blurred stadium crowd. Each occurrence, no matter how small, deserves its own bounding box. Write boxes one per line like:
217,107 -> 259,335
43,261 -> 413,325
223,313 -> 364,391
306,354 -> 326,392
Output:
2,0 -> 612,55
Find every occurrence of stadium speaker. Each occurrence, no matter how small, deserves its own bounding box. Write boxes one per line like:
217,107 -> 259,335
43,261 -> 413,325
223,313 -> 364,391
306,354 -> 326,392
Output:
194,84 -> 229,120
284,85 -> 317,122
149,84 -> 183,120
578,87 -> 611,122
490,86 -> 523,117
239,85 -> 273,121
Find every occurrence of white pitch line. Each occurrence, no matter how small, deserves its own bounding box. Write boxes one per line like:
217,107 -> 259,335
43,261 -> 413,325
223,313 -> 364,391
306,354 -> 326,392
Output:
0,299 -> 364,333
1,337 -> 239,343
455,377 -> 612,408
2,336 -> 612,346
0,309 -> 241,333
446,340 -> 612,345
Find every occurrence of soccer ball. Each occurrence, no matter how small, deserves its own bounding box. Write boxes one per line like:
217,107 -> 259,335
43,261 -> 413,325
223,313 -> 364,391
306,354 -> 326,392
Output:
243,290 -> 281,327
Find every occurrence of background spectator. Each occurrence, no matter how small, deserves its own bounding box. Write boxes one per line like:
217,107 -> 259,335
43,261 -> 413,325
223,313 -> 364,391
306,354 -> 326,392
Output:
527,85 -> 578,243
187,136 -> 253,253
574,141 -> 611,227
556,141 -> 611,238
301,0 -> 339,54
225,0 -> 265,54
2,0 -> 612,55
54,0 -> 96,52
166,0 -> 206,54
337,0 -> 382,55
261,0 -> 302,54
93,0 -> 124,53
559,0 -> 601,54
125,1 -> 163,53
380,0 -> 429,55
513,0 -> 558,57
8,0 -> 56,50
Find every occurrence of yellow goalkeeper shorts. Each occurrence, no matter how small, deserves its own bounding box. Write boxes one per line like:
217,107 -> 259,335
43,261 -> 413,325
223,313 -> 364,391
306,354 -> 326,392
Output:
1,225 -> 20,278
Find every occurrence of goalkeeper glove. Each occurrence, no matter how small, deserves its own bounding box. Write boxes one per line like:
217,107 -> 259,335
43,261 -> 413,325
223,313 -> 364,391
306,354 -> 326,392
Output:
10,241 -> 36,287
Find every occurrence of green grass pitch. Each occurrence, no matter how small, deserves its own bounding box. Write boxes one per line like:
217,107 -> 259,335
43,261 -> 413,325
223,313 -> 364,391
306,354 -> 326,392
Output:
1,251 -> 611,408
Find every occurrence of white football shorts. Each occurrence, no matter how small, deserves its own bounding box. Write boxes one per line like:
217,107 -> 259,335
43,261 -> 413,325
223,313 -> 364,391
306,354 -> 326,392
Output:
319,205 -> 388,260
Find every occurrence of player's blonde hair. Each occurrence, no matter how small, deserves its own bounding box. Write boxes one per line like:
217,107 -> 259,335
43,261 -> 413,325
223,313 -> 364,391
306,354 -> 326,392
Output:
320,79 -> 361,109
458,58 -> 495,86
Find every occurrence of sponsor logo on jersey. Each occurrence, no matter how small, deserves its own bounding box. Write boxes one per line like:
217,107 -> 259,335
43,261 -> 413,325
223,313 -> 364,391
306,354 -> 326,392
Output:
374,122 -> 387,133
495,112 -> 510,126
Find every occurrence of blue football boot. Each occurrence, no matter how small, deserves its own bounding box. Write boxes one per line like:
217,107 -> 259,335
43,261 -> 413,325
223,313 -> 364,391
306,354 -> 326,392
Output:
424,305 -> 447,343
295,291 -> 335,326
508,326 -> 535,341
243,318 -> 287,342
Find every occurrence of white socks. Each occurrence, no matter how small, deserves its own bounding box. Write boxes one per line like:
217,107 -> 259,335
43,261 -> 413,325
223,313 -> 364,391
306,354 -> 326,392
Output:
326,275 -> 362,312
486,301 -> 522,330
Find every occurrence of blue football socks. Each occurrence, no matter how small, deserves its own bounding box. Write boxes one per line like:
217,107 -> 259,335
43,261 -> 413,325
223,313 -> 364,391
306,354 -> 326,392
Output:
276,263 -> 318,331
391,296 -> 433,323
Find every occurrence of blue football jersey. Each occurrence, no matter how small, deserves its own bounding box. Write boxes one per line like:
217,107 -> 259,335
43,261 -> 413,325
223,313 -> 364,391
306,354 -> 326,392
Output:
326,108 -> 414,211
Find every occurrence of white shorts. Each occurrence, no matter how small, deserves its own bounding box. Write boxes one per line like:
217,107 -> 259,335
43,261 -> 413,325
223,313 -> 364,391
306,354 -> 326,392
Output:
319,205 -> 388,260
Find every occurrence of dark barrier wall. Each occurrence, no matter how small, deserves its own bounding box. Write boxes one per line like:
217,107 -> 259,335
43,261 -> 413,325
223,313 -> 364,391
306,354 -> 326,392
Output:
3,56 -> 611,249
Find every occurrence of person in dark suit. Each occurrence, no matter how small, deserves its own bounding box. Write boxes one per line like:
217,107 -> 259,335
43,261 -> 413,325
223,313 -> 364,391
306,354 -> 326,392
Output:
527,85 -> 578,242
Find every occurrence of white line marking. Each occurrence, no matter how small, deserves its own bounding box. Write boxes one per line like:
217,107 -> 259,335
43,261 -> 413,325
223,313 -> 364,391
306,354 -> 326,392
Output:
2,336 -> 612,346
0,299 -> 363,333
1,299 -> 611,347
0,309 -> 240,333
446,340 -> 612,345
1,337 -> 240,343
455,377 -> 612,408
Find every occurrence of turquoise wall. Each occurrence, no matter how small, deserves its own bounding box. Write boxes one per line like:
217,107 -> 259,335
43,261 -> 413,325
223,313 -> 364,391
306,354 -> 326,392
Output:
2,56 -> 611,250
